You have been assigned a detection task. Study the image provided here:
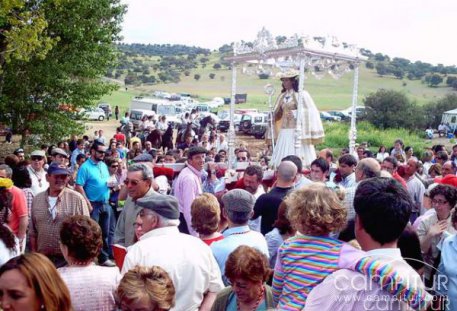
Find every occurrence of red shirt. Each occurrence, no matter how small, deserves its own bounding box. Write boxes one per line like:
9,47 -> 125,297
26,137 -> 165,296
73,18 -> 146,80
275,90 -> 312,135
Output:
6,186 -> 27,236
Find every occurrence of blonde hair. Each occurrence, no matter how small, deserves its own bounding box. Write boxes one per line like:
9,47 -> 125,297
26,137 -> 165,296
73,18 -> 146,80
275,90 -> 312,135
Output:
116,266 -> 175,310
191,193 -> 221,235
286,183 -> 347,236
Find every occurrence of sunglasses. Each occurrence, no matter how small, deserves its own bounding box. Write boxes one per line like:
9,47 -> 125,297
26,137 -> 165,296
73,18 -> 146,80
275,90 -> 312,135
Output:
123,179 -> 146,186
111,165 -> 119,168
31,156 -> 44,161
237,157 -> 247,161
95,149 -> 106,154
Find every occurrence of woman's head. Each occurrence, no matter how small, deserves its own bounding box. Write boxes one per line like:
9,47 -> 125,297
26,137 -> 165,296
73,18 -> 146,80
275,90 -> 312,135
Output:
225,246 -> 271,303
191,193 -> 220,236
0,253 -> 72,311
59,215 -> 102,263
428,163 -> 442,178
116,266 -> 175,311
286,183 -> 347,236
281,76 -> 299,92
12,163 -> 32,189
273,201 -> 295,235
429,184 -> 457,220
378,145 -> 386,153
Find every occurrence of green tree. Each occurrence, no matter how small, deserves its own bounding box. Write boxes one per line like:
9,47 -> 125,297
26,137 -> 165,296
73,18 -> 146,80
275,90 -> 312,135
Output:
0,0 -> 126,144
364,89 -> 425,130
375,63 -> 389,76
209,73 -> 215,79
427,74 -> 443,87
194,74 -> 200,81
365,61 -> 374,69
0,0 -> 58,87
213,63 -> 221,70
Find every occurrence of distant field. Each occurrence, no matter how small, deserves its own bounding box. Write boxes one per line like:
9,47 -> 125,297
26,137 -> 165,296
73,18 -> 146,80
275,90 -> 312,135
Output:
101,54 -> 455,113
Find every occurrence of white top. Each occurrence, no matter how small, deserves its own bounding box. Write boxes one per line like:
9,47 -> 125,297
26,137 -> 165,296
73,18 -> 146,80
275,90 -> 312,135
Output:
58,265 -> 121,311
0,237 -> 19,266
122,226 -> 224,311
28,166 -> 49,195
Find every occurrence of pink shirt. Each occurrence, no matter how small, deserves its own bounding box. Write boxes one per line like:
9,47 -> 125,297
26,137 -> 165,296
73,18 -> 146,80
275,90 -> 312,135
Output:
173,164 -> 203,236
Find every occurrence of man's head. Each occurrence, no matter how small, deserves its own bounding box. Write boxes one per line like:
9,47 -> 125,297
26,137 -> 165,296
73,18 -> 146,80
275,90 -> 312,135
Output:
76,153 -> 86,166
185,135 -> 193,145
51,148 -> 69,165
164,151 -> 176,164
281,155 -> 302,175
355,158 -> 381,182
13,148 -> 25,161
144,141 -> 152,151
236,149 -> 250,162
338,154 -> 357,178
310,158 -> 329,182
435,151 -> 449,166
30,150 -> 46,171
90,142 -> 107,162
187,147 -> 207,171
76,139 -> 85,150
356,146 -> 365,159
46,162 -> 70,193
318,148 -> 334,165
381,156 -> 398,175
0,164 -> 12,178
243,165 -> 263,194
136,195 -> 180,233
441,161 -> 456,177
354,177 -> 413,250
393,139 -> 404,151
404,158 -> 419,178
125,164 -> 153,200
222,189 -> 256,226
276,161 -> 297,185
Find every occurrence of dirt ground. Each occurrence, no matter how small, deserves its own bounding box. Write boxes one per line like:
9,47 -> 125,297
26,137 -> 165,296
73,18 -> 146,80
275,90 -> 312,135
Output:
85,119 -> 267,157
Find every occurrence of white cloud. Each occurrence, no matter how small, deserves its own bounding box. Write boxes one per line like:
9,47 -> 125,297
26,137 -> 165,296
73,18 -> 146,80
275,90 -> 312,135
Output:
121,0 -> 456,65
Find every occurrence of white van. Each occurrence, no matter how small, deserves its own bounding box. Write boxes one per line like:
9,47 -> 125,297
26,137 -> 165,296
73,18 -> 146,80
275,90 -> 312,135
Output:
130,109 -> 156,130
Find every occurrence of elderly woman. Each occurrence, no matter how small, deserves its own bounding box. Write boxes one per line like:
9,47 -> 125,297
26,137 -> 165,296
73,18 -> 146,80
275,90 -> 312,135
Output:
58,215 -> 121,311
191,193 -> 223,245
0,252 -> 72,311
416,184 -> 457,286
272,183 -> 347,309
116,265 -> 175,311
211,245 -> 274,311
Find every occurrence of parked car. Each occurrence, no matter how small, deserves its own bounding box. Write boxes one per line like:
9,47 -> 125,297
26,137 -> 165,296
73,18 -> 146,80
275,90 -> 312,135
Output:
240,112 -> 269,138
80,108 -> 106,121
217,113 -> 241,132
320,111 -> 341,122
97,102 -> 112,117
328,110 -> 350,121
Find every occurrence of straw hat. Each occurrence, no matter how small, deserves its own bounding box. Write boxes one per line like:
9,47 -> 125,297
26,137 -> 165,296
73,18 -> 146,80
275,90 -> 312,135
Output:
276,69 -> 299,80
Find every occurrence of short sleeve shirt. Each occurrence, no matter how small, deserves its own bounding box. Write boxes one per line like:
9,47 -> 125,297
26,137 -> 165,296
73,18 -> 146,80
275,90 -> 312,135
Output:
76,158 -> 110,202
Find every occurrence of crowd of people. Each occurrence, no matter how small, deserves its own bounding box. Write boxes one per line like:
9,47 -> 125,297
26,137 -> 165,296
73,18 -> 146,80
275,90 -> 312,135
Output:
1,114 -> 457,311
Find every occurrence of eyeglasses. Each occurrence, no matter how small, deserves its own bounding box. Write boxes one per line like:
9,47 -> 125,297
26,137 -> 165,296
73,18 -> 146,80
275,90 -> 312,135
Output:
95,150 -> 106,154
432,199 -> 449,205
110,165 -> 119,168
237,157 -> 247,161
31,156 -> 44,161
123,179 -> 145,186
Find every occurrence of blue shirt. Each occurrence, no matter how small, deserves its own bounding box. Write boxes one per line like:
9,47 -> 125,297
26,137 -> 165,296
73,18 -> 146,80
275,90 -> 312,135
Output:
76,158 -> 109,202
438,234 -> 457,310
211,225 -> 269,284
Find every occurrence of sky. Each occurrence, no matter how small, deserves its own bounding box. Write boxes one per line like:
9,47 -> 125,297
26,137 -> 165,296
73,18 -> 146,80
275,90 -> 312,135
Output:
120,0 -> 456,66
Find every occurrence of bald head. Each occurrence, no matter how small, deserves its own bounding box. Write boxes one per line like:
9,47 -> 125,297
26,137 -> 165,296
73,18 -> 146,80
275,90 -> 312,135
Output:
442,161 -> 456,177
277,160 -> 298,183
356,158 -> 381,182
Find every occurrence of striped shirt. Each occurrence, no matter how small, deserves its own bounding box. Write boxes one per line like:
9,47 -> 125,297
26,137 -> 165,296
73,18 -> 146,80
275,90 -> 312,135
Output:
272,234 -> 343,310
272,234 -> 431,310
30,187 -> 90,256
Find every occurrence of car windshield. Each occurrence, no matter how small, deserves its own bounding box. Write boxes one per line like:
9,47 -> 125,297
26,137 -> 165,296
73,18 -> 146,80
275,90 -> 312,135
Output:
130,111 -> 143,120
157,105 -> 176,115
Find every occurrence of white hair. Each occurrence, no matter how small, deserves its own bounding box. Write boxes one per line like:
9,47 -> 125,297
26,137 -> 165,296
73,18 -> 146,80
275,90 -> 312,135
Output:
151,210 -> 180,227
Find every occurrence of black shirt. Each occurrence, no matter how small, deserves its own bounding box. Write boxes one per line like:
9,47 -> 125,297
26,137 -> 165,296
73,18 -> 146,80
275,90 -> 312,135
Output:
253,186 -> 292,235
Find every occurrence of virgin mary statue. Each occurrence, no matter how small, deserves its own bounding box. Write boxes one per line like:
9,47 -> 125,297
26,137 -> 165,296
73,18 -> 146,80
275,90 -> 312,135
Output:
270,69 -> 324,167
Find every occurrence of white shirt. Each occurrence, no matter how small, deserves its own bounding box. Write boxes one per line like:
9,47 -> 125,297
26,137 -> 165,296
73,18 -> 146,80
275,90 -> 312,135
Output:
28,166 -> 49,195
248,185 -> 266,232
122,226 -> 223,311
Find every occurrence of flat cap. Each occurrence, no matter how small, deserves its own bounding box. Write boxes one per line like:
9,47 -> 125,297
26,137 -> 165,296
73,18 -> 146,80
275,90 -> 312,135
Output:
51,148 -> 68,158
222,189 -> 255,213
30,150 -> 46,157
136,194 -> 180,220
188,146 -> 208,159
133,153 -> 153,163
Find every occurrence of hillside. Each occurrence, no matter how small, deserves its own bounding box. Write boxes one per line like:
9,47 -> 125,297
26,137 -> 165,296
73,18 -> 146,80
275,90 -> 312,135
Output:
101,44 -> 457,114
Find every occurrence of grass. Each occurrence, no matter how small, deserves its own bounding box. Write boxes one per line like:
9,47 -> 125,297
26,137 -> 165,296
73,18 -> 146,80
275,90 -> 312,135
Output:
101,51 -> 455,114
318,121 -> 433,158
